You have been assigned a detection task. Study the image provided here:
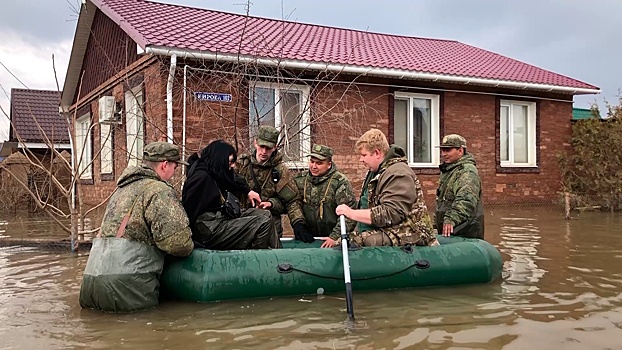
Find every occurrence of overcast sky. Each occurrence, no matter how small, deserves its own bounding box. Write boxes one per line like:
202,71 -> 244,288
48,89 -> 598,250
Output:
1,0 -> 620,141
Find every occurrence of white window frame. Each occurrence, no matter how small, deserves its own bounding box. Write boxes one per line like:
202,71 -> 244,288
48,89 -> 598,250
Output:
75,113 -> 92,179
125,86 -> 144,167
100,123 -> 113,174
249,82 -> 311,168
393,92 -> 440,167
500,100 -> 537,167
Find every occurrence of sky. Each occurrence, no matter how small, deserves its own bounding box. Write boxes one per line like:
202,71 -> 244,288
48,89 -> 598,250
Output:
1,0 -> 620,141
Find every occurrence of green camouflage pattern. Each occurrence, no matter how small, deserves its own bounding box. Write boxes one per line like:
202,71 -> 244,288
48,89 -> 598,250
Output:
237,150 -> 304,234
439,134 -> 467,148
352,146 -> 437,247
309,144 -> 334,161
100,165 -> 194,256
256,125 -> 280,148
293,165 -> 357,240
143,141 -> 188,165
435,153 -> 485,239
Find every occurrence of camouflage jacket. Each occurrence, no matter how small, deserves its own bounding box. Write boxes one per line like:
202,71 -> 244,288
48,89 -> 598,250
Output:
100,165 -> 194,256
293,165 -> 357,240
435,153 -> 485,239
236,151 -> 304,225
363,145 -> 436,246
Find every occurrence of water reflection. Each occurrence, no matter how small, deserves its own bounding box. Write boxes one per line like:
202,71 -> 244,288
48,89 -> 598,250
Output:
1,209 -> 621,349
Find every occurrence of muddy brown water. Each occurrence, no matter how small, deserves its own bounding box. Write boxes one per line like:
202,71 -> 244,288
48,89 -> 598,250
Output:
0,208 -> 621,349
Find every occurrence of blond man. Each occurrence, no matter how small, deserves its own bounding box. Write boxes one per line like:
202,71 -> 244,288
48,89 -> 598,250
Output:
336,129 -> 438,247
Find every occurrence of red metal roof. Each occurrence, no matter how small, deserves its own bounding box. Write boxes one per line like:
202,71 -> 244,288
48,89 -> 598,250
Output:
10,89 -> 69,143
93,0 -> 597,90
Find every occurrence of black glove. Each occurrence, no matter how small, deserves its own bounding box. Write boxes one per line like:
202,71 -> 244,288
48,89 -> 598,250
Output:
293,222 -> 315,243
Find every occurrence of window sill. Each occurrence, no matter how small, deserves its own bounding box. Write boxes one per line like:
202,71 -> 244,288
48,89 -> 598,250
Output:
100,173 -> 115,182
496,166 -> 540,174
410,167 -> 440,175
79,178 -> 94,185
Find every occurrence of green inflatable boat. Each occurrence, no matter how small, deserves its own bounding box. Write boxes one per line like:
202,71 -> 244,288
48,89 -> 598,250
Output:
160,236 -> 502,303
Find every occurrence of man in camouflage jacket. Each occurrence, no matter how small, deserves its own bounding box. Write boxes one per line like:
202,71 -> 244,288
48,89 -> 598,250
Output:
292,144 -> 357,246
79,142 -> 194,313
435,134 -> 484,239
237,125 -> 306,237
336,129 -> 438,247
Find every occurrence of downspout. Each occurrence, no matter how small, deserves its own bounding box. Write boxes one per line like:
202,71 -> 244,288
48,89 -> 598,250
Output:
182,64 -> 188,178
166,54 -> 177,143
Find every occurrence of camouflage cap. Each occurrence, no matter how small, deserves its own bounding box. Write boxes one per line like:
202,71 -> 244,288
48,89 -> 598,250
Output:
439,134 -> 467,148
143,141 -> 189,165
309,144 -> 334,161
256,125 -> 279,148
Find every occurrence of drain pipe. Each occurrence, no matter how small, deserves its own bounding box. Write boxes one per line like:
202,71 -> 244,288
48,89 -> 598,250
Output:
166,54 -> 177,143
182,64 -> 188,178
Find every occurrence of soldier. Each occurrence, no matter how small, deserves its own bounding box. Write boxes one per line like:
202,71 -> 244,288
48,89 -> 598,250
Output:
80,141 -> 194,313
237,125 -> 308,239
336,129 -> 439,247
292,144 -> 357,246
435,134 -> 484,239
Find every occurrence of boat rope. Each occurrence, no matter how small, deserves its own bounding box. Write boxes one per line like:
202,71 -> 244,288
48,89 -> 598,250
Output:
277,259 -> 430,280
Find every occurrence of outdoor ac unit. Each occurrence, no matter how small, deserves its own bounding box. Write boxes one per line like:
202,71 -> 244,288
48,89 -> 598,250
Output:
98,96 -> 122,124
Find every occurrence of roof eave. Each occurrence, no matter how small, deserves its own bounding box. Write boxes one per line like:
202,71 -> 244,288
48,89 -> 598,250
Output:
146,46 -> 600,95
61,0 -> 97,109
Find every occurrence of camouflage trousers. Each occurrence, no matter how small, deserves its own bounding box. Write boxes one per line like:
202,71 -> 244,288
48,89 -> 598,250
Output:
350,229 -> 439,247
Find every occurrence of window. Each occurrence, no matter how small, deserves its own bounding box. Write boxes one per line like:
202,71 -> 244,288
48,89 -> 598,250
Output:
75,113 -> 92,179
393,93 -> 440,166
500,100 -> 536,167
249,82 -> 311,166
125,86 -> 144,167
100,123 -> 113,174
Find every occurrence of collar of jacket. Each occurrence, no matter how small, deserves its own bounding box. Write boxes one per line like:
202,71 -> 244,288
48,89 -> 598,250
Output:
307,164 -> 337,185
439,153 -> 476,173
117,165 -> 165,187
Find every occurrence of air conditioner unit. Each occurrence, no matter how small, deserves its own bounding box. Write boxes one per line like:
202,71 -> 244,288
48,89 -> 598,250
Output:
98,96 -> 122,124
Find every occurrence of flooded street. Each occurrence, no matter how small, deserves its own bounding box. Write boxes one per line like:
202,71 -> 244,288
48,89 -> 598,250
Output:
1,208 -> 621,349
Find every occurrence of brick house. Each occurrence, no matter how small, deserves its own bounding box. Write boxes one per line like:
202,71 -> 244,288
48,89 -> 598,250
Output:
61,0 -> 599,208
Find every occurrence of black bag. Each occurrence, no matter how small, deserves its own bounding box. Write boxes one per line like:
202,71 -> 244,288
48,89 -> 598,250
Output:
221,191 -> 241,219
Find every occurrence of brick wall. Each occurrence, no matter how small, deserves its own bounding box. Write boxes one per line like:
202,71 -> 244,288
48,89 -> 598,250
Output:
79,63 -> 573,212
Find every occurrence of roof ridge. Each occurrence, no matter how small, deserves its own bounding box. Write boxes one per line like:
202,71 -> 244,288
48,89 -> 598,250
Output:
11,88 -> 61,93
142,0 -> 457,44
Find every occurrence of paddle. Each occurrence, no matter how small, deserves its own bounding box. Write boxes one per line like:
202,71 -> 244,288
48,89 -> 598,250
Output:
340,214 -> 355,322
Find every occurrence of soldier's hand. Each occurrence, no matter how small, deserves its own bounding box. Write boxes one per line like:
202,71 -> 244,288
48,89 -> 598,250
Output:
321,237 -> 336,248
258,201 -> 272,209
248,190 -> 262,207
442,223 -> 454,237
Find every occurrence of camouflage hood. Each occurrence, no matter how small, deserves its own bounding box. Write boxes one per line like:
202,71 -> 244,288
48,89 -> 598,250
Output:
378,144 -> 408,173
439,153 -> 477,173
117,165 -> 162,188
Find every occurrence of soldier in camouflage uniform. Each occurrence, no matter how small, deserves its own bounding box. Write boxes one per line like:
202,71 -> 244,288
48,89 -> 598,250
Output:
80,142 -> 194,313
435,134 -> 484,239
336,129 -> 439,247
237,125 -> 307,238
292,144 -> 357,246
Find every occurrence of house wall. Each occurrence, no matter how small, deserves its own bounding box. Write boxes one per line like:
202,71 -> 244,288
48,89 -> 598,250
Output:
77,9 -> 140,104
77,61 -> 573,213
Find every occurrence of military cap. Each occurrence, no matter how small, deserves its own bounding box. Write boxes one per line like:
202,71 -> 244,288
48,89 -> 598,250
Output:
143,141 -> 189,165
309,144 -> 334,161
256,125 -> 279,148
439,134 -> 467,148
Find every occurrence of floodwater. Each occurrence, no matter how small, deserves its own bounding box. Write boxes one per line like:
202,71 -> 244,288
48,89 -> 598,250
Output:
1,208 -> 621,350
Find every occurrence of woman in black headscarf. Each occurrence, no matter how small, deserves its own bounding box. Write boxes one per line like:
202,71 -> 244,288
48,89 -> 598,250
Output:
182,140 -> 281,249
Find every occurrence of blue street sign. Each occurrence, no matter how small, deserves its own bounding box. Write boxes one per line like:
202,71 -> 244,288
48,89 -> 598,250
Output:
194,92 -> 232,102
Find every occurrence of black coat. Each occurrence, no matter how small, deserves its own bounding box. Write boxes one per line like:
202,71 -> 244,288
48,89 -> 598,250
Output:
182,158 -> 250,229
